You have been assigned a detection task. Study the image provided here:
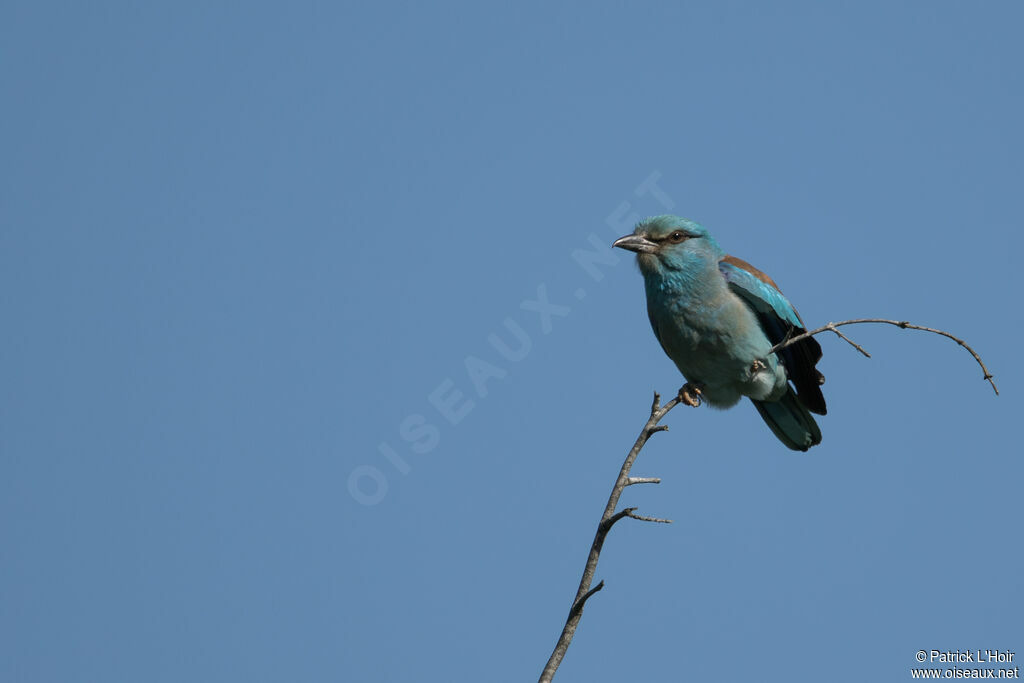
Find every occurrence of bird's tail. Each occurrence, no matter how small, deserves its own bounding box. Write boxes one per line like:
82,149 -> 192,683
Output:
751,388 -> 822,452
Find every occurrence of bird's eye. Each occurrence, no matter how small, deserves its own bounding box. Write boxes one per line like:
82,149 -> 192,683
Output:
668,231 -> 687,243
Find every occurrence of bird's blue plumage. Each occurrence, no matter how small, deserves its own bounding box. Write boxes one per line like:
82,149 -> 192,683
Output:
719,261 -> 803,330
613,215 -> 826,450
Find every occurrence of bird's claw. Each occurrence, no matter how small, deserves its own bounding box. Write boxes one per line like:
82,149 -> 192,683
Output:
679,383 -> 703,408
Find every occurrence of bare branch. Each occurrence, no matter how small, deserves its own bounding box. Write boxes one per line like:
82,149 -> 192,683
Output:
825,324 -> 871,358
626,477 -> 661,486
538,389 -> 682,683
770,318 -> 998,395
625,509 -> 673,524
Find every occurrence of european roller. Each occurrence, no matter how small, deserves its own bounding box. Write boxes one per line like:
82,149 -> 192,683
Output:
614,215 -> 826,451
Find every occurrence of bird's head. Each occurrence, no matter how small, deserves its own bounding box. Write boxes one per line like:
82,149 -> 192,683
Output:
613,215 -> 721,277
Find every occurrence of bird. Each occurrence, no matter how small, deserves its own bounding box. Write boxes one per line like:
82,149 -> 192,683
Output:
613,215 -> 826,451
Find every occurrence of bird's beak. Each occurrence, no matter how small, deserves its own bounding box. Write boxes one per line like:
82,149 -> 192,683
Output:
613,234 -> 658,254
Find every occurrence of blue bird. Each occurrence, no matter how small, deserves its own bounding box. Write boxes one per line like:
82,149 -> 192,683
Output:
613,215 -> 826,451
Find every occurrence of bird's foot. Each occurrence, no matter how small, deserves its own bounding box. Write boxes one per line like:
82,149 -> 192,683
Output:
750,358 -> 767,373
678,383 -> 704,408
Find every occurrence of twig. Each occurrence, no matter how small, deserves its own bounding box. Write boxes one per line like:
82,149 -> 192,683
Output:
625,509 -> 673,524
626,477 -> 661,486
770,318 -> 998,395
538,389 -> 685,683
823,324 -> 871,358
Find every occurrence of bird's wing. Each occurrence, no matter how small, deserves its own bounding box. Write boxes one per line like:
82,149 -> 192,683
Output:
719,255 -> 827,415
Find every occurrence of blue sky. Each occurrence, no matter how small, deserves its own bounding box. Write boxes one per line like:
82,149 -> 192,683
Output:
2,2 -> 1022,682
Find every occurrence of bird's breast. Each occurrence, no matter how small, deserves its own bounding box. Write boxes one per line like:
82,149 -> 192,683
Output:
647,288 -> 775,389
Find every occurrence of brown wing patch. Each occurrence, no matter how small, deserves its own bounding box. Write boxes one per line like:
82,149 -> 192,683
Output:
721,254 -> 782,292
722,254 -> 809,325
